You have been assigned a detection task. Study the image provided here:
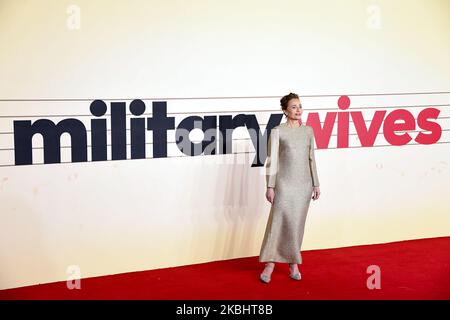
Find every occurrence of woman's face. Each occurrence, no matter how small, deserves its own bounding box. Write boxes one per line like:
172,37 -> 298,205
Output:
284,98 -> 302,120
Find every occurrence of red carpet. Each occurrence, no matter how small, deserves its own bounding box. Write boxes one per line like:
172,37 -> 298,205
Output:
1,237 -> 449,300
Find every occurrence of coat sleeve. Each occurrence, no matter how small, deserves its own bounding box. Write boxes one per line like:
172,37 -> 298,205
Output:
265,127 -> 280,188
309,128 -> 320,187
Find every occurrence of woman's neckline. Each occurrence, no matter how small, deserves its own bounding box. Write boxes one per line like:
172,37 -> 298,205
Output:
284,122 -> 303,128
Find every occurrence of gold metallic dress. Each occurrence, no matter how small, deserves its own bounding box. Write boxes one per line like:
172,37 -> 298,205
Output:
259,122 -> 320,264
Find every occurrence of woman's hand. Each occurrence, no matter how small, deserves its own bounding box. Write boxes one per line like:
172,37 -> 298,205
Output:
266,187 -> 275,204
312,186 -> 321,200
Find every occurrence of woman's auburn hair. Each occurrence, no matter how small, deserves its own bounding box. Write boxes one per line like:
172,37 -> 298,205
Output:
280,92 -> 300,112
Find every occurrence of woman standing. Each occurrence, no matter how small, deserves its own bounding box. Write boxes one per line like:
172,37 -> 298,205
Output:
259,92 -> 321,283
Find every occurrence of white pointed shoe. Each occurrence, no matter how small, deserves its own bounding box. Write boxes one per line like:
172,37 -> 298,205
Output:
260,273 -> 271,283
290,271 -> 301,280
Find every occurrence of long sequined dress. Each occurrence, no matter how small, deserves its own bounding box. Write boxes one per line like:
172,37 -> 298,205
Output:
259,122 -> 320,263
